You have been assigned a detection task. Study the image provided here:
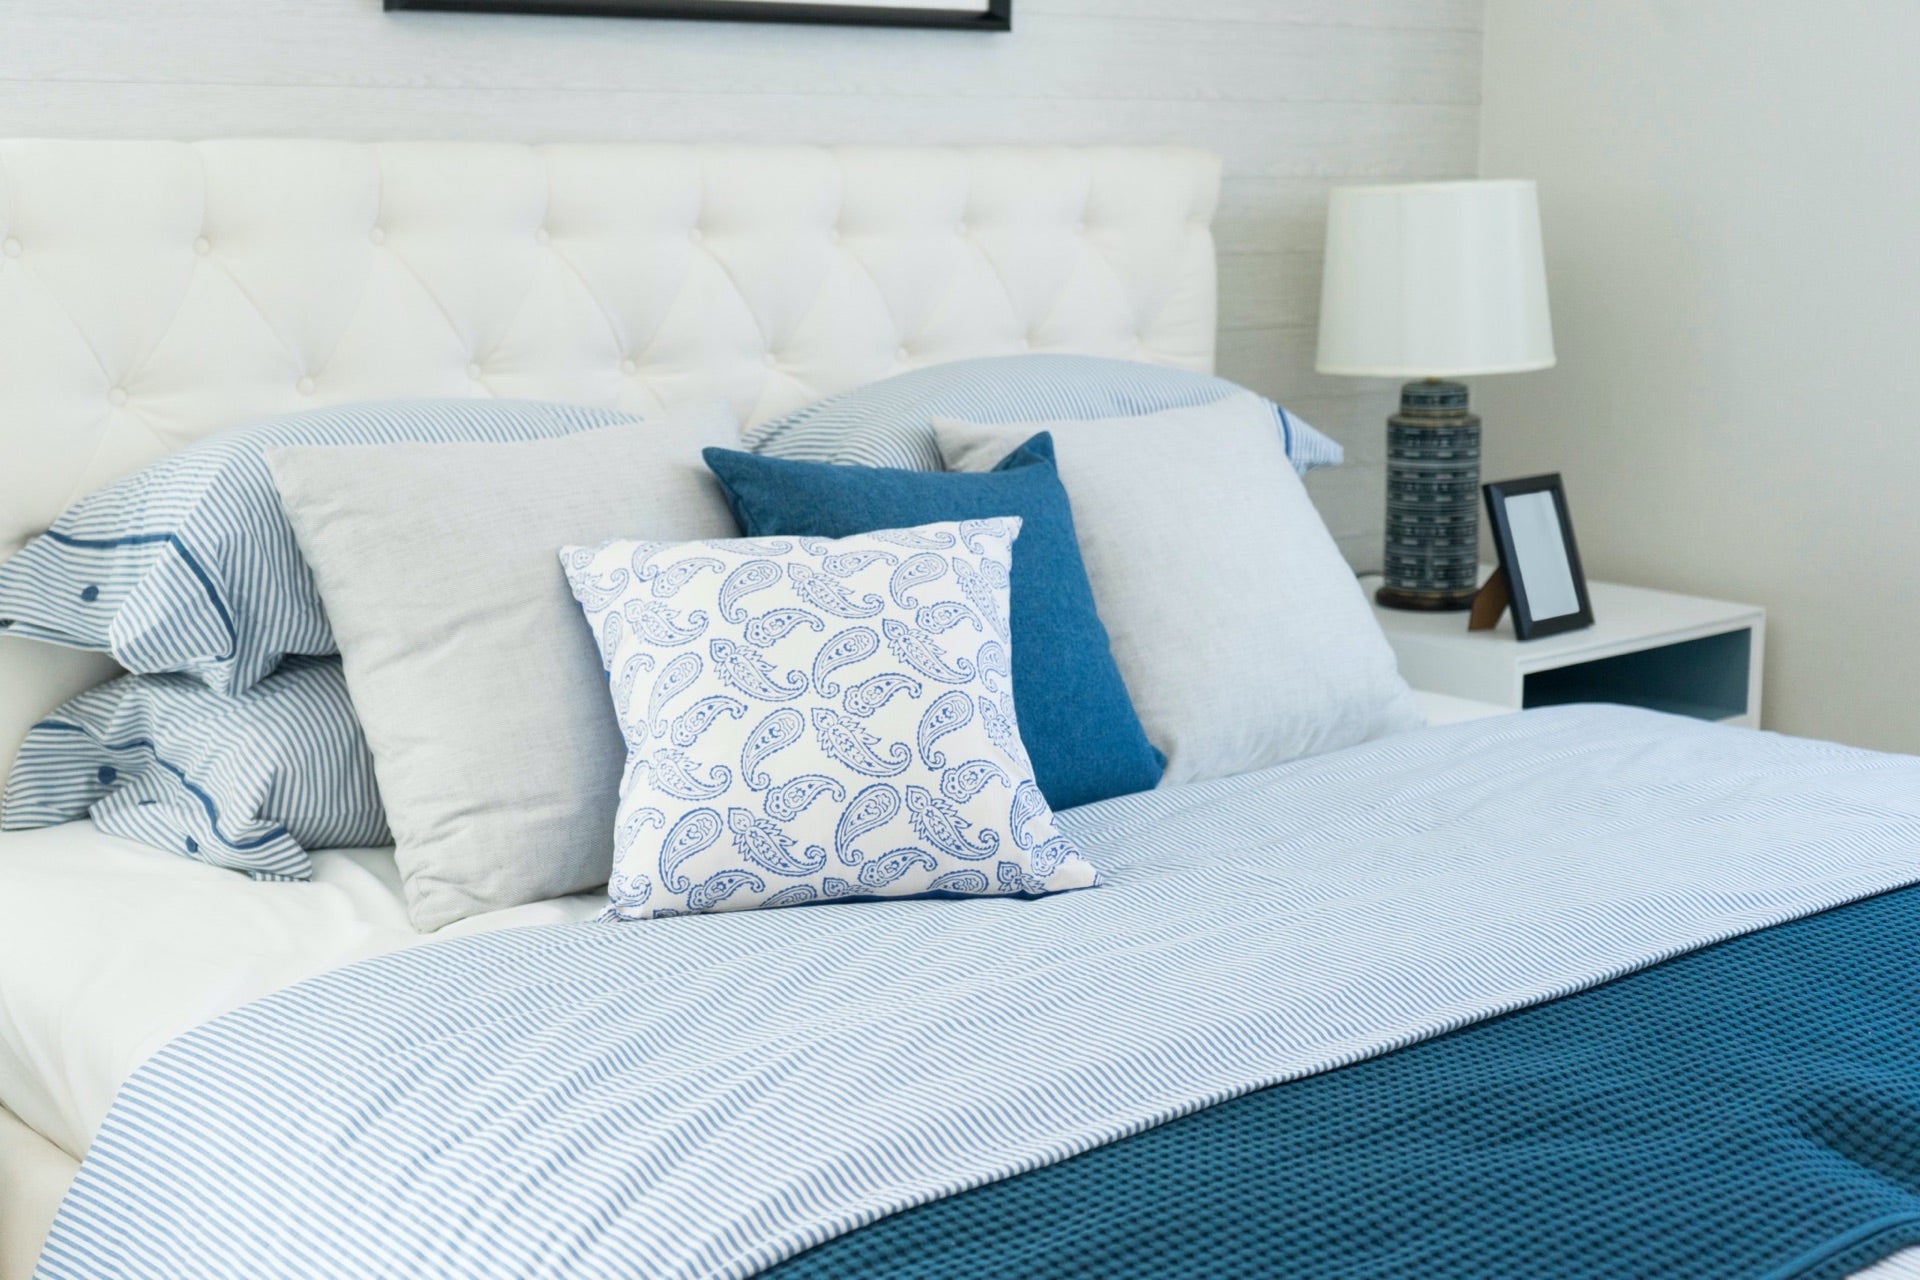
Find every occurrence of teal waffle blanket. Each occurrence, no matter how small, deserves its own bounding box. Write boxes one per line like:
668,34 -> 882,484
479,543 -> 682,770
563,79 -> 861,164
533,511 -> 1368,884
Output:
773,883 -> 1920,1279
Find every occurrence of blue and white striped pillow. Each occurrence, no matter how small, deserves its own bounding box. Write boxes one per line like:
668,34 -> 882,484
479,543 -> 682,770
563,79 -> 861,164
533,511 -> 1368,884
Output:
1,656 -> 386,881
741,355 -> 1343,475
0,400 -> 634,696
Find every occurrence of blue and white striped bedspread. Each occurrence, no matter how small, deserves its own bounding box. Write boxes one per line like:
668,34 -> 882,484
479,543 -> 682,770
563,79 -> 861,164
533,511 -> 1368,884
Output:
39,706 -> 1920,1279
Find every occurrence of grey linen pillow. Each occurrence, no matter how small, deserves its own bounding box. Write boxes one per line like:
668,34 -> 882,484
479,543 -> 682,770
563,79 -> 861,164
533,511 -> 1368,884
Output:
934,393 -> 1423,787
268,411 -> 741,930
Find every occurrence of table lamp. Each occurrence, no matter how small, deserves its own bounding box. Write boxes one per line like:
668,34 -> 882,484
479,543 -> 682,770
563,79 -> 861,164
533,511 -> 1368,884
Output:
1315,179 -> 1555,610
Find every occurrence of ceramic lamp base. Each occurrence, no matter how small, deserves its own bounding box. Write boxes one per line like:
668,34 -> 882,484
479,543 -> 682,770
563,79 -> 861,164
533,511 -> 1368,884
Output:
1378,378 -> 1481,612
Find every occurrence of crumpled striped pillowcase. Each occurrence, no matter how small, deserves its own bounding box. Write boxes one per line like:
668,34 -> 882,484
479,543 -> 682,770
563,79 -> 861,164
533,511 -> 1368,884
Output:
0,399 -> 635,697
1,656 -> 386,880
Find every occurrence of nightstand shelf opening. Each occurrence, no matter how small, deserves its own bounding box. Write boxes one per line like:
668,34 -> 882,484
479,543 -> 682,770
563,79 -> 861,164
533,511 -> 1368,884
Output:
1522,629 -> 1752,724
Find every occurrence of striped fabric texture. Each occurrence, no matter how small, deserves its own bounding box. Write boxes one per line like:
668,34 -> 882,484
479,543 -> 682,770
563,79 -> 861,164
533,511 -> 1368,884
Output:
741,354 -> 1344,475
0,400 -> 634,696
1,656 -> 386,880
39,707 -> 1920,1279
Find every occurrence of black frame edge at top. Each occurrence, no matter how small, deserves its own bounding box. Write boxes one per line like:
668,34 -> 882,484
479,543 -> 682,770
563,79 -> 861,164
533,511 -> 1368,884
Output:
384,0 -> 1012,31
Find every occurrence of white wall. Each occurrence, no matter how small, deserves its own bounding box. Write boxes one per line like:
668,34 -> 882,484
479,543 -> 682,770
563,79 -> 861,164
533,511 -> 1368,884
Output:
1479,0 -> 1920,752
0,0 -> 1483,566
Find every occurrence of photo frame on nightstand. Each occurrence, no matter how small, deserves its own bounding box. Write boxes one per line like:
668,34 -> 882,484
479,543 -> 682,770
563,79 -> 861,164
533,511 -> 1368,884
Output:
1480,474 -> 1594,641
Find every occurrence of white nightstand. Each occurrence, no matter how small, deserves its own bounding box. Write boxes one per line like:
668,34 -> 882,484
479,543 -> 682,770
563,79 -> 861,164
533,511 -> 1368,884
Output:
1366,572 -> 1765,728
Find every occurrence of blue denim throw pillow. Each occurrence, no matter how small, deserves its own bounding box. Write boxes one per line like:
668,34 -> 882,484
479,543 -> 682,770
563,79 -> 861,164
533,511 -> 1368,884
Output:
703,434 -> 1162,811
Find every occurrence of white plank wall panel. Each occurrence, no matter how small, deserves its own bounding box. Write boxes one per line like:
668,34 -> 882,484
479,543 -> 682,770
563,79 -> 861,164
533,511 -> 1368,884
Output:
0,0 -> 1483,562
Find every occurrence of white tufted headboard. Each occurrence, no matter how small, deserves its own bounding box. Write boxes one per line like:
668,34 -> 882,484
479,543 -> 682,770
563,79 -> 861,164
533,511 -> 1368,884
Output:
0,140 -> 1220,775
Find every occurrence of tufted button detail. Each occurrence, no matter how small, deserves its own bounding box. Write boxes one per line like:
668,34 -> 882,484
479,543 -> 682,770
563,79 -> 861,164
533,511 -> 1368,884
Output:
688,227 -> 704,244
895,346 -> 910,362
466,362 -> 483,380
828,228 -> 842,244
369,226 -> 386,246
620,358 -> 637,376
1017,337 -> 1032,352
536,227 -> 551,245
108,387 -> 129,406
1,238 -> 19,258
193,237 -> 211,256
762,352 -> 778,368
1074,221 -> 1087,235
297,376 -> 316,396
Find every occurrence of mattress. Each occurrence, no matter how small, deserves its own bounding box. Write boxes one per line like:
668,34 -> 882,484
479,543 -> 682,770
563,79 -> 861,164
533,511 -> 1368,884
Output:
0,820 -> 602,1162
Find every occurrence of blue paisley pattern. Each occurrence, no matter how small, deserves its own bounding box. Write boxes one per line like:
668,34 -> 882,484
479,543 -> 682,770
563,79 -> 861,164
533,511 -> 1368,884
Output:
658,807 -> 723,892
624,599 -> 709,647
742,608 -> 826,648
888,553 -> 948,609
811,627 -> 880,697
709,638 -> 808,702
642,750 -> 732,802
615,806 -> 666,857
869,526 -> 956,551
927,868 -> 991,894
882,619 -> 976,684
818,548 -> 897,578
811,707 -> 911,777
639,555 -> 723,599
916,690 -> 975,769
834,783 -> 900,867
717,559 -> 782,623
763,774 -> 846,823
566,561 -> 629,613
740,708 -> 806,790
1008,780 -> 1048,852
941,759 -> 1010,805
914,601 -> 980,635
612,651 -> 654,717
786,563 -> 883,619
905,784 -> 999,860
841,672 -> 922,719
561,519 -> 1100,920
606,866 -> 654,913
669,695 -> 747,749
974,640 -> 1010,693
950,555 -> 1009,641
859,847 -> 939,888
647,652 -> 702,731
958,517 -> 1017,554
726,807 -> 827,878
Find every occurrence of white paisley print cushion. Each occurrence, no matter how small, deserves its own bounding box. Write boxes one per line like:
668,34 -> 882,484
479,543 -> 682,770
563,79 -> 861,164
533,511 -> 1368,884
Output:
561,519 -> 1101,921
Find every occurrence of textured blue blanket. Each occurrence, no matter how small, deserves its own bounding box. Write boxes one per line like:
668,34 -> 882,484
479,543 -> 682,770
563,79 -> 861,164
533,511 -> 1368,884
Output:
772,884 -> 1920,1280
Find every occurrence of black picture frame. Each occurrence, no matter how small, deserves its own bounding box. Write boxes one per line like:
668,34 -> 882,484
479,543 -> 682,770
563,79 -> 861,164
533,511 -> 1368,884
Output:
384,0 -> 1012,30
1483,473 -> 1594,641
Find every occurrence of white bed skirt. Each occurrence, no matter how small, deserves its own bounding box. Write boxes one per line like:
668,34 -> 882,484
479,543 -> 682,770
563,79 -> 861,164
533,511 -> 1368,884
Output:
0,1105 -> 74,1280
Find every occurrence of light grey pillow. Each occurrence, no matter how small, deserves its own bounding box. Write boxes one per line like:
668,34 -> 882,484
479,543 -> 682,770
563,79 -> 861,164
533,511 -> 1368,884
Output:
934,393 -> 1423,787
267,412 -> 741,930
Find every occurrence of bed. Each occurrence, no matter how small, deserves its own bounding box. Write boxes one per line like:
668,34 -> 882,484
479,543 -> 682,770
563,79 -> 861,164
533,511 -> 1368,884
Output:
4,141 -> 1920,1279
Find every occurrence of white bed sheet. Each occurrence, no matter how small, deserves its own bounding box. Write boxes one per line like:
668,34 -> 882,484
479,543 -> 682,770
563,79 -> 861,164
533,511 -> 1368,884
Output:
0,820 -> 602,1161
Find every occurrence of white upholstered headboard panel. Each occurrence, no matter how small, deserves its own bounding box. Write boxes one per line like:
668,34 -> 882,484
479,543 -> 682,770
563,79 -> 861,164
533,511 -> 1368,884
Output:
0,141 -> 1220,775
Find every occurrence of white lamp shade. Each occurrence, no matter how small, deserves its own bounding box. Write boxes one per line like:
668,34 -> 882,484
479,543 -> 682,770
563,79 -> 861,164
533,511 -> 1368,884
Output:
1315,179 -> 1555,379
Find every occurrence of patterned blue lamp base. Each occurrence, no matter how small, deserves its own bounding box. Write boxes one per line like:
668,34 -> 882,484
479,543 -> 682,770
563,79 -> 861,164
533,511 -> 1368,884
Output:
1377,379 -> 1481,611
